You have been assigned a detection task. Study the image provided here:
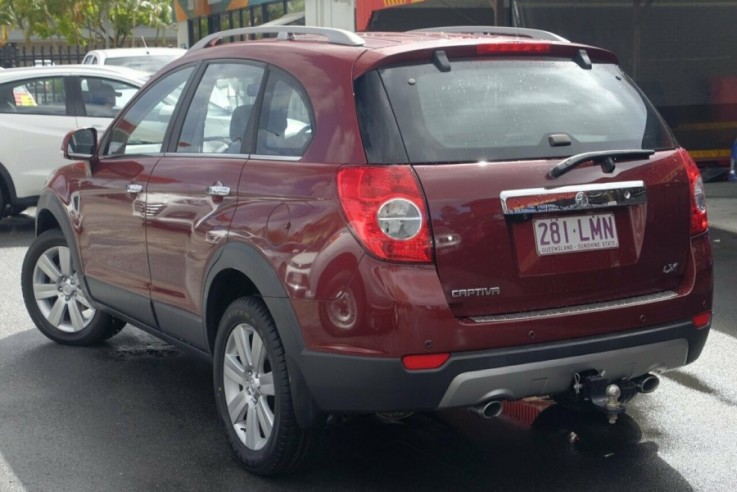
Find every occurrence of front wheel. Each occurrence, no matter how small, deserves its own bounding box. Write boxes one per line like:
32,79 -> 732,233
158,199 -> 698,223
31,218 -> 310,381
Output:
21,229 -> 125,345
213,296 -> 316,476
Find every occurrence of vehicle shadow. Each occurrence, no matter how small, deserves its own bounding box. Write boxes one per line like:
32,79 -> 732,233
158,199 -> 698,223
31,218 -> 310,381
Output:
0,211 -> 34,248
709,224 -> 737,339
0,328 -> 694,491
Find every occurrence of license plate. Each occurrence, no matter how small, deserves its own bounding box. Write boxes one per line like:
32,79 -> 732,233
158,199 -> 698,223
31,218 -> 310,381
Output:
533,213 -> 619,256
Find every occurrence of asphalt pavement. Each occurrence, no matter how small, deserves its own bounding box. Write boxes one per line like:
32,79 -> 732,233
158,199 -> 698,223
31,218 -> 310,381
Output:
0,182 -> 736,491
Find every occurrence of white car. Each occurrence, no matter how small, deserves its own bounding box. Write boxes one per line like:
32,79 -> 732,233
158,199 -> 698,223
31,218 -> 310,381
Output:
0,65 -> 147,218
82,47 -> 186,74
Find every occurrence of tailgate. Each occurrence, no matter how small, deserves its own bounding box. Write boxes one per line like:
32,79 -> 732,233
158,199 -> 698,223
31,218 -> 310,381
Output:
414,150 -> 691,318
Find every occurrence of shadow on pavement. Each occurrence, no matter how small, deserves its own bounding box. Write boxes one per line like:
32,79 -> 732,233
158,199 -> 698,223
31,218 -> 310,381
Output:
709,225 -> 737,340
0,328 -> 694,491
0,212 -> 34,248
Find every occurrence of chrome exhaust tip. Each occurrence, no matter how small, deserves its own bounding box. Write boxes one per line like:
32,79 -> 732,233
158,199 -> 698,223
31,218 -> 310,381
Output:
635,374 -> 660,394
469,400 -> 504,419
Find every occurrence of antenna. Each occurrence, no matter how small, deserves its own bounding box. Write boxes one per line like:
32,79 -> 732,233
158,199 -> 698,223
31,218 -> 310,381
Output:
141,36 -> 149,53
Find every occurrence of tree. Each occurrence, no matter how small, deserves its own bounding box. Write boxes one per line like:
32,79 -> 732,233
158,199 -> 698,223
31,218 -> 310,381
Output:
1,0 -> 174,47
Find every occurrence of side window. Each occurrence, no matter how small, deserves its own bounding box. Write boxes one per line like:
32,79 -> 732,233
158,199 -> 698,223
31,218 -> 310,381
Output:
81,77 -> 140,118
0,77 -> 67,115
176,62 -> 265,154
256,72 -> 314,157
104,67 -> 194,156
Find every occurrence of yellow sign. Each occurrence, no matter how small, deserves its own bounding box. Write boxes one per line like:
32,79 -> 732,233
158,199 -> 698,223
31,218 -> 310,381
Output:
688,149 -> 730,159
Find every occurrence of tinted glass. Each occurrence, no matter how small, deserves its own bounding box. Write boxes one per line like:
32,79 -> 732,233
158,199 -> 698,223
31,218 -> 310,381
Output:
104,67 -> 193,156
361,59 -> 674,163
105,55 -> 182,74
176,62 -> 265,154
255,71 -> 313,157
0,77 -> 66,115
81,77 -> 140,118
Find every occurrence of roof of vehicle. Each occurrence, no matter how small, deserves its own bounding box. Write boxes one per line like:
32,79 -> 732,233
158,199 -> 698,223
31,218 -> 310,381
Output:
180,26 -> 618,78
0,64 -> 149,84
84,47 -> 187,59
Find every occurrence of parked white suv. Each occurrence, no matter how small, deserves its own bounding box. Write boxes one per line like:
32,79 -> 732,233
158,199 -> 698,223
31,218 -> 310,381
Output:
82,47 -> 186,74
0,65 -> 146,218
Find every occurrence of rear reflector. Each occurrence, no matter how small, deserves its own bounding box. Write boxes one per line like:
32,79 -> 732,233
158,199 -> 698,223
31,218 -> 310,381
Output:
692,311 -> 711,329
477,42 -> 551,55
402,353 -> 450,370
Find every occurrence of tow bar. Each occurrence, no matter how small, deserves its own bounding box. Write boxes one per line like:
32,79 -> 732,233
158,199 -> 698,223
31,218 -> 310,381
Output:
569,371 -> 660,424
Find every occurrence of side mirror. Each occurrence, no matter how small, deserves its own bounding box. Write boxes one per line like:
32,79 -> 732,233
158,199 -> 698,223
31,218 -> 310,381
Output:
62,127 -> 98,160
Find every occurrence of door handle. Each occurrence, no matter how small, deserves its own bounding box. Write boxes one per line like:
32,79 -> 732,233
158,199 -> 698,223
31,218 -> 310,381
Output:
127,183 -> 143,194
207,185 -> 231,196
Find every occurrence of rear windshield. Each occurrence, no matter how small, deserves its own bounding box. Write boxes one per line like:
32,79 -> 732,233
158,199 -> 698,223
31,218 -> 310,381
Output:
355,58 -> 675,164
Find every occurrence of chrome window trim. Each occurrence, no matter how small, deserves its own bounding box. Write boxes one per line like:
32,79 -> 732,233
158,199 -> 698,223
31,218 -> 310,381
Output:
500,180 -> 646,215
163,152 -> 251,158
250,154 -> 301,162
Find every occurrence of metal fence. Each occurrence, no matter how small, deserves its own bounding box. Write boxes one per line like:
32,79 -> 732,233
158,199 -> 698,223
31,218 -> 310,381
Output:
0,44 -> 96,68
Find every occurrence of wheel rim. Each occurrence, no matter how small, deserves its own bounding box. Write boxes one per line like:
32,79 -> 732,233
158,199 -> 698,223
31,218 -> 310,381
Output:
328,288 -> 357,330
223,323 -> 275,451
32,245 -> 95,333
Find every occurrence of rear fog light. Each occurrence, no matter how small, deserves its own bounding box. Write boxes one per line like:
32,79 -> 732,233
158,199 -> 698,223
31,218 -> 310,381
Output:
692,311 -> 711,329
402,353 -> 450,370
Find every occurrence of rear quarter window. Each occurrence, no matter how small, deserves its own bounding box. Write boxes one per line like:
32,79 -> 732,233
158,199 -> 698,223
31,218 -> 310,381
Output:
356,58 -> 675,164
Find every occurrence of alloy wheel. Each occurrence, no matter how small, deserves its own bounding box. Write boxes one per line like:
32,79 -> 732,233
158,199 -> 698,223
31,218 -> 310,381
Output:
32,245 -> 95,333
223,322 -> 276,451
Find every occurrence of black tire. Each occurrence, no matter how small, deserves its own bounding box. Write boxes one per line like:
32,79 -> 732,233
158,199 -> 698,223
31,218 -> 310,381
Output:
21,229 -> 125,345
0,182 -> 6,218
213,296 -> 316,476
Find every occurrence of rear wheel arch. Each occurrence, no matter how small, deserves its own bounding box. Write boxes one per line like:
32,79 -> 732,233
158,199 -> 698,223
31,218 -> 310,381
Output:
203,242 -> 303,354
203,242 -> 324,429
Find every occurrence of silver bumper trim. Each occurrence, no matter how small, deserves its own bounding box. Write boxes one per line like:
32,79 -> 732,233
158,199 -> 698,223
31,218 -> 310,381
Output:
438,338 -> 688,408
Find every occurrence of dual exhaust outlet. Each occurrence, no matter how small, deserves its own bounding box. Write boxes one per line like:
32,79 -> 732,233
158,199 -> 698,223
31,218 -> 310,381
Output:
466,373 -> 660,420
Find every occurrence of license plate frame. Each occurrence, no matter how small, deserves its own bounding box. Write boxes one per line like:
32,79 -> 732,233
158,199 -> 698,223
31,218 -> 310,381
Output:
533,213 -> 619,256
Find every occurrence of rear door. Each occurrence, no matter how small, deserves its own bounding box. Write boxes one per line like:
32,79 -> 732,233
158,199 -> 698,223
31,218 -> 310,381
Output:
145,61 -> 265,349
356,48 -> 691,319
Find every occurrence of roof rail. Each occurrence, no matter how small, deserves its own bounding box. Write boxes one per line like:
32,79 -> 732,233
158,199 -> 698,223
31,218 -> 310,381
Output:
411,26 -> 568,42
190,26 -> 366,51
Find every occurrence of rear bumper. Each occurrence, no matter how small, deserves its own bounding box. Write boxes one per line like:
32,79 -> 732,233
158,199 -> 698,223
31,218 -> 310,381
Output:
294,319 -> 709,413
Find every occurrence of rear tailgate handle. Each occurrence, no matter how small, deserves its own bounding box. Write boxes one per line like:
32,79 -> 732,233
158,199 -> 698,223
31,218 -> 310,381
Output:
207,184 -> 231,196
500,181 -> 647,215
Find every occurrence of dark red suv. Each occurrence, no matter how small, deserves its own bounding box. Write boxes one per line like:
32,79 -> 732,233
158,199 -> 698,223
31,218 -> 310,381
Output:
21,25 -> 712,475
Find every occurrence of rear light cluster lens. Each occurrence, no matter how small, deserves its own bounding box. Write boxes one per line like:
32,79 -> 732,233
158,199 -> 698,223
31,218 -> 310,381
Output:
477,42 -> 551,55
337,166 -> 433,263
692,311 -> 711,329
402,353 -> 450,370
682,149 -> 708,235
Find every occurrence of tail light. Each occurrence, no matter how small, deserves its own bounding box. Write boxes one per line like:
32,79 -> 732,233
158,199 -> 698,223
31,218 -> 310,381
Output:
682,149 -> 708,236
337,166 -> 433,263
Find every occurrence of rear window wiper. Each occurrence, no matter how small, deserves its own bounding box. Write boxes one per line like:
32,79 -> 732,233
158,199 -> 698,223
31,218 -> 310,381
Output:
548,149 -> 655,179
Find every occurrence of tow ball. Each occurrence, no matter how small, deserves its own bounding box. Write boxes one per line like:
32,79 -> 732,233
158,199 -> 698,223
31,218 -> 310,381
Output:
570,371 -> 656,424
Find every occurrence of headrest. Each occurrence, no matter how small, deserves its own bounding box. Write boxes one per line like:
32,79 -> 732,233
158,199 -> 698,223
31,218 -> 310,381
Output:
229,104 -> 253,141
